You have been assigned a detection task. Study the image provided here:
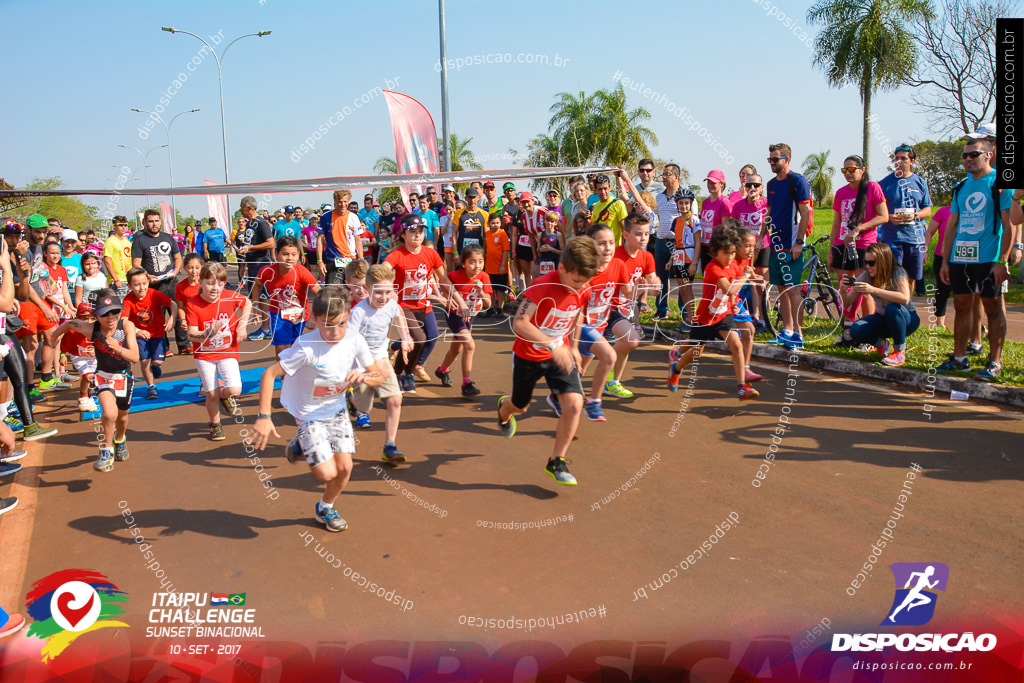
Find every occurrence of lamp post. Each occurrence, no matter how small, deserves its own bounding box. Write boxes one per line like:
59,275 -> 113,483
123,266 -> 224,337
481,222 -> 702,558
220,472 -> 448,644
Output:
129,108 -> 199,230
118,144 -> 166,209
161,27 -> 271,187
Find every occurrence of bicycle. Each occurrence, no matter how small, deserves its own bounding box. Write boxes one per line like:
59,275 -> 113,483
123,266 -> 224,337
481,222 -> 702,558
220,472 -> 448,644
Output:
760,234 -> 843,338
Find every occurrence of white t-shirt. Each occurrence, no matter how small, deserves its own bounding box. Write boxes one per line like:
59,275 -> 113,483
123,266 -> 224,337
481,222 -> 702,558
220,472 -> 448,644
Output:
347,299 -> 402,359
278,328 -> 374,422
76,272 -> 109,303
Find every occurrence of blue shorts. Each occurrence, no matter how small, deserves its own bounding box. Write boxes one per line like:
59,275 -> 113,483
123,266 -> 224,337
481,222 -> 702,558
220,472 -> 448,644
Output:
578,325 -> 606,358
137,336 -> 167,362
270,313 -> 305,346
445,311 -> 473,335
768,250 -> 804,287
883,240 -> 926,282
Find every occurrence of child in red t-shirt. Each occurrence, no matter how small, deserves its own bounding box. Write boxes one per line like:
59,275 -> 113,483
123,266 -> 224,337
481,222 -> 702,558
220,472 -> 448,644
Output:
53,302 -> 98,412
174,254 -> 203,356
185,262 -> 253,441
690,227 -> 761,400
122,267 -> 176,400
250,236 -> 320,356
434,244 -> 492,397
497,236 -> 600,486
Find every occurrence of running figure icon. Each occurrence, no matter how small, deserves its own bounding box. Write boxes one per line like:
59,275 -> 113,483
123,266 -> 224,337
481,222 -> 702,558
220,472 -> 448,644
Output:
887,565 -> 939,623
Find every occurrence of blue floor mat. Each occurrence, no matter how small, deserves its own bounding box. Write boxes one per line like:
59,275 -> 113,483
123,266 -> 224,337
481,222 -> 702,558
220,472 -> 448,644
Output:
126,366 -> 280,414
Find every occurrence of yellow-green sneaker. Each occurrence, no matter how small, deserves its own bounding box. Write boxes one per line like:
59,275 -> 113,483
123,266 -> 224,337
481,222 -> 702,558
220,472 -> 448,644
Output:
603,380 -> 634,399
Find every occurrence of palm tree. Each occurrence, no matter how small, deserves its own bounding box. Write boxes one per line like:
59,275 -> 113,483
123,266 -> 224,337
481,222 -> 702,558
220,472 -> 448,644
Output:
807,0 -> 934,168
438,133 -> 482,194
548,91 -> 595,166
802,150 -> 837,206
589,85 -> 658,169
373,156 -> 401,206
520,133 -> 569,196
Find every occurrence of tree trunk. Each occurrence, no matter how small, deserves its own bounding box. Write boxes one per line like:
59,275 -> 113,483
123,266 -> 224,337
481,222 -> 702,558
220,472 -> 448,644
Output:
862,63 -> 872,170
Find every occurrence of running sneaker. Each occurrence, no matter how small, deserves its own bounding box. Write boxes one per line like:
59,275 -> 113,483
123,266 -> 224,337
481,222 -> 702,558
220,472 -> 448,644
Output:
28,387 -> 46,403
546,393 -> 562,417
220,396 -> 238,415
769,330 -> 794,346
854,343 -> 876,353
0,463 -> 22,478
21,423 -> 57,441
414,366 -> 431,383
40,377 -> 71,391
315,502 -> 348,532
783,332 -> 805,350
355,412 -> 371,429
114,438 -> 129,462
545,457 -> 577,485
0,611 -> 25,638
976,360 -> 1002,382
3,415 -> 24,435
882,350 -> 906,367
497,395 -> 517,438
247,329 -> 268,341
667,361 -> 682,391
182,347 -> 194,355
0,450 -> 26,464
0,496 -> 18,517
209,423 -> 225,441
876,339 -> 891,357
461,380 -> 481,397
77,396 -> 98,413
584,399 -> 607,422
737,383 -> 760,401
403,374 -> 417,394
146,385 -> 159,400
752,319 -> 767,334
434,366 -> 453,387
604,380 -> 634,399
284,439 -> 303,464
966,341 -> 984,355
164,349 -> 175,358
744,369 -> 764,383
381,444 -> 406,463
937,354 -> 970,372
60,373 -> 77,383
94,450 -> 114,473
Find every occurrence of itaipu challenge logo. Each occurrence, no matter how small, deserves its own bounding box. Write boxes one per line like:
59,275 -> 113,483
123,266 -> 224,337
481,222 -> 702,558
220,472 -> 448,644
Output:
24,569 -> 129,661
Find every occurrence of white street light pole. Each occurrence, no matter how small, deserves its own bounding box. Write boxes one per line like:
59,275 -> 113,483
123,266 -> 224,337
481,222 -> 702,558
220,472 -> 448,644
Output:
129,108 -> 199,230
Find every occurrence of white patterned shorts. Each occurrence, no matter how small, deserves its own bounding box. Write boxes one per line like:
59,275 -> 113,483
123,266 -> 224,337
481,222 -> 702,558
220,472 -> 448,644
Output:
295,412 -> 355,468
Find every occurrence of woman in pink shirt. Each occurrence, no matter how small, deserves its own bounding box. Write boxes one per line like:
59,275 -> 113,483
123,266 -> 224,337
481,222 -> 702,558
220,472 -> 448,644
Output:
829,154 -> 889,319
695,170 -> 734,274
924,206 -> 951,327
727,164 -> 757,204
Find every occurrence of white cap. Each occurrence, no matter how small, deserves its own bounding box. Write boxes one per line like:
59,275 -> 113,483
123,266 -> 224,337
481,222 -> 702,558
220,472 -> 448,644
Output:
965,122 -> 996,140
61,229 -> 79,241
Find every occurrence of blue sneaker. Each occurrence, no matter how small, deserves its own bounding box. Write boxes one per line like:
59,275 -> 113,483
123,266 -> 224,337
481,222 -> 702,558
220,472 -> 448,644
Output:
770,330 -> 794,346
4,414 -> 24,435
355,412 -> 371,429
783,332 -> 805,350
975,360 -> 1001,382
381,443 -> 406,463
584,399 -> 607,422
937,354 -> 970,372
314,502 -> 348,532
545,393 -> 562,417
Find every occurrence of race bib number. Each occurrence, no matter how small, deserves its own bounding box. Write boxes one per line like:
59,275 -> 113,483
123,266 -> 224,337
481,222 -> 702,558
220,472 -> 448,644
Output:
96,371 -> 128,397
539,261 -> 555,274
532,306 -> 578,351
709,291 -> 730,316
334,257 -> 353,269
77,344 -> 92,356
201,321 -> 231,351
280,306 -> 304,322
672,250 -> 690,266
954,240 -> 980,263
311,378 -> 348,403
463,237 -> 480,248
518,234 -> 532,247
0,314 -> 5,335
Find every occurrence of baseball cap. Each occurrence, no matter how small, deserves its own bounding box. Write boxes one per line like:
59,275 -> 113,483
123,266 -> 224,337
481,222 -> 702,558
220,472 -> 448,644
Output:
61,229 -> 79,242
25,214 -> 48,229
321,203 -> 331,211
519,191 -> 535,202
502,182 -> 516,192
208,217 -> 217,223
93,294 -> 123,317
465,187 -> 480,198
704,169 -> 726,184
195,219 -> 203,226
373,200 -> 380,207
76,301 -> 93,317
2,219 -> 21,235
965,122 -> 996,140
442,184 -> 455,192
284,205 -> 295,213
547,189 -> 560,197
483,181 -> 495,189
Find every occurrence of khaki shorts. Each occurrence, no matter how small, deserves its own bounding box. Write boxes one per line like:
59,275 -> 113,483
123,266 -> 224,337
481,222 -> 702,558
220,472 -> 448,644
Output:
349,362 -> 401,413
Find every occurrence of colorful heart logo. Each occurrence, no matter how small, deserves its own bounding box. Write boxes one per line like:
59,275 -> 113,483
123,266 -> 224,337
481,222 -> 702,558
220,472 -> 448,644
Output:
56,591 -> 94,629
49,581 -> 101,632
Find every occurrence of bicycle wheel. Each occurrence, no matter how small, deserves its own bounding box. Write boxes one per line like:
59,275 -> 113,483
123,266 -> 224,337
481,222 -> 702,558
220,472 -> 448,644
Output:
761,283 -> 784,337
814,268 -> 843,322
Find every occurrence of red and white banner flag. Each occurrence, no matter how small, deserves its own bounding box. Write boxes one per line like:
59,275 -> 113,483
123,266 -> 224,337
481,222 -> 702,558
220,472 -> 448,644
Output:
203,180 -> 230,231
382,90 -> 440,211
158,202 -> 174,233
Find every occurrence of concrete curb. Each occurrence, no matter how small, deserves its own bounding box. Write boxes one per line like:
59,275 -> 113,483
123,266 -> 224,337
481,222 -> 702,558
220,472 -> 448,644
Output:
646,325 -> 1024,409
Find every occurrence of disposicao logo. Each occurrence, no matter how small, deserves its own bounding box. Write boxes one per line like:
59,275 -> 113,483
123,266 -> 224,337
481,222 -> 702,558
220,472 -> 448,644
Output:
832,562 -> 996,653
24,569 -> 129,661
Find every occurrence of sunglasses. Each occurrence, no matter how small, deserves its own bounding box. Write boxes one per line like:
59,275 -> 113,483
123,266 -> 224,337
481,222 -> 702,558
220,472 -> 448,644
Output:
99,310 -> 121,317
768,156 -> 788,163
639,168 -> 654,173
113,222 -> 128,227
744,182 -> 762,188
962,150 -> 987,159
864,260 -> 876,266
841,166 -> 863,173
427,190 -> 437,194
894,145 -> 913,153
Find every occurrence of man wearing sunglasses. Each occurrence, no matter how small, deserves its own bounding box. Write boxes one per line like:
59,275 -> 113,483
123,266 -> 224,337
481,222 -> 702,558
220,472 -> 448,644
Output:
878,144 -> 932,294
424,186 -> 444,215
103,216 -> 134,295
937,138 -> 1013,381
632,158 -> 665,197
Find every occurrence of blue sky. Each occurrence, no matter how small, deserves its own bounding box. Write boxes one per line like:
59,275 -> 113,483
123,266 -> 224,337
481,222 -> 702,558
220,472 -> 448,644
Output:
1,0 -> 945,221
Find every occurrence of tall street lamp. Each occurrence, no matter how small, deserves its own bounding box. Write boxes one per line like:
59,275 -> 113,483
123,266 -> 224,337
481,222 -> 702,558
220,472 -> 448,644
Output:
161,26 -> 271,187
118,143 -> 167,205
129,108 -> 199,228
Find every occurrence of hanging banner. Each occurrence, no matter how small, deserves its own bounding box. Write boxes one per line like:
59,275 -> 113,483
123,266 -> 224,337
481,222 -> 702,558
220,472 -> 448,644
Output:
382,90 -> 440,211
203,180 -> 229,229
158,202 -> 174,233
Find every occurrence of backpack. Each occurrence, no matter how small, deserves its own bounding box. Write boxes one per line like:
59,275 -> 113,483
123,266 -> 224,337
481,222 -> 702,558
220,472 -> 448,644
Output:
951,177 -> 1003,235
767,172 -> 815,235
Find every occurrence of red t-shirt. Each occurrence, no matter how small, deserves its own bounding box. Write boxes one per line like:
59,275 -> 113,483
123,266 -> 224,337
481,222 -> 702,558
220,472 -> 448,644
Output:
45,264 -> 70,303
185,290 -> 247,360
695,260 -> 735,326
385,246 -> 444,310
447,269 -> 493,315
256,264 -> 318,322
60,327 -> 93,357
122,289 -> 174,338
175,279 -> 200,309
582,258 -> 628,332
360,230 -> 375,259
612,245 -> 654,314
512,271 -> 587,362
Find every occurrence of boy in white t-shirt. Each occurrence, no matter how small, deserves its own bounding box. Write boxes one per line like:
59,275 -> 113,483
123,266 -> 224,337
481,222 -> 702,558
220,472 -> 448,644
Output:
348,264 -> 413,461
252,286 -> 384,532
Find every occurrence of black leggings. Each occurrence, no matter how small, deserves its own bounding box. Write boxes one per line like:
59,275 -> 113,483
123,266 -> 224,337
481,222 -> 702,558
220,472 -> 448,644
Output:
1,332 -> 34,426
932,254 -> 952,318
393,307 -> 438,375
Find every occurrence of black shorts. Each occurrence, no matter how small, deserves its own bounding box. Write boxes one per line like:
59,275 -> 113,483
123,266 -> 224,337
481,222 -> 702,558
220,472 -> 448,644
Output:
948,262 -> 1003,299
669,262 -> 695,281
207,251 -> 225,263
515,244 -> 534,262
830,244 -> 866,271
97,373 -> 135,412
510,355 -> 583,409
445,311 -> 473,334
488,272 -> 509,293
690,316 -> 736,341
699,248 -> 713,274
753,248 -> 770,268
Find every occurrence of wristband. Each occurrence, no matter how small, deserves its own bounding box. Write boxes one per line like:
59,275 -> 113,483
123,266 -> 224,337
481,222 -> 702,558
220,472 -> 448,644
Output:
995,260 -> 1007,264
1014,243 -> 1023,250
794,239 -> 804,245
545,338 -> 562,352
256,413 -> 272,420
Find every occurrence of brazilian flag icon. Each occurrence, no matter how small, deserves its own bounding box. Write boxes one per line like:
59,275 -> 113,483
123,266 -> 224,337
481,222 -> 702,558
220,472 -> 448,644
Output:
228,594 -> 246,606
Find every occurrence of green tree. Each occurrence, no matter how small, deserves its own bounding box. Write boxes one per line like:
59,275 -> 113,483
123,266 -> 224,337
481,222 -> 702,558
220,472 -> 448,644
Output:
807,0 -> 935,168
589,85 -> 658,169
372,156 -> 401,206
911,139 -> 963,205
515,133 -> 570,196
438,133 -> 482,194
547,91 -> 595,166
802,150 -> 837,206
10,177 -> 100,230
